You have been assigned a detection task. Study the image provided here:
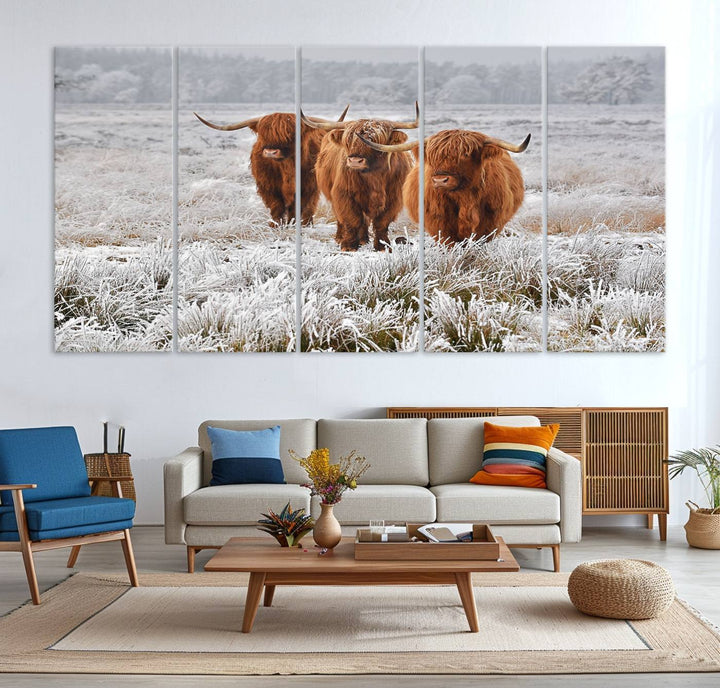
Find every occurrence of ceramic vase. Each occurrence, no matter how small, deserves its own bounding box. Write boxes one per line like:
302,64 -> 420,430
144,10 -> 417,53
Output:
313,502 -> 342,549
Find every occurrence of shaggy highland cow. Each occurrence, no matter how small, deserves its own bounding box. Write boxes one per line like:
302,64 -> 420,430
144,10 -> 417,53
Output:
302,105 -> 419,251
194,108 -> 348,226
361,129 -> 530,243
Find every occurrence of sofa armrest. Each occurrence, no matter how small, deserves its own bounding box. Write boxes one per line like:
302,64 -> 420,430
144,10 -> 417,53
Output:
546,447 -> 582,543
163,447 -> 203,545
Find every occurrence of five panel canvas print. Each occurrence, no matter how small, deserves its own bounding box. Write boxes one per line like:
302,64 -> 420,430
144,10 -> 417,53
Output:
54,46 -> 665,353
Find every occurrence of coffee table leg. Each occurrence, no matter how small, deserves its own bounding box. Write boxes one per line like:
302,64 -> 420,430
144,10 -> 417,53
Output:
455,572 -> 479,633
263,584 -> 276,607
242,572 -> 266,633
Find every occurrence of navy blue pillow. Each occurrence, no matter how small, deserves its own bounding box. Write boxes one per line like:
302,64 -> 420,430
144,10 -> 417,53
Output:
207,426 -> 285,486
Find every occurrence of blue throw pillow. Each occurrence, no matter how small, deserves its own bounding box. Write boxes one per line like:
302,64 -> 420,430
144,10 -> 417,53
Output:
207,426 -> 285,486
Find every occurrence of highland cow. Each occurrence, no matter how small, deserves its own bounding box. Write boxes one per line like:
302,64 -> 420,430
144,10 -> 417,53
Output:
360,129 -> 530,243
194,107 -> 348,226
301,105 -> 419,251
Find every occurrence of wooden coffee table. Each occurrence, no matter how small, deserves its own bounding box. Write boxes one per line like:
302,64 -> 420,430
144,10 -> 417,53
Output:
204,536 -> 519,633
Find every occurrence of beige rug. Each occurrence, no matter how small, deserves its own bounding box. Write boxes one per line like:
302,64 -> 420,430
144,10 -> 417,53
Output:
50,585 -> 648,653
1,572 -> 719,675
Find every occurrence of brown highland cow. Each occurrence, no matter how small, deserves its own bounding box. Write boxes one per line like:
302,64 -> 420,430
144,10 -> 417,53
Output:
360,129 -> 530,243
302,105 -> 419,251
194,107 -> 348,226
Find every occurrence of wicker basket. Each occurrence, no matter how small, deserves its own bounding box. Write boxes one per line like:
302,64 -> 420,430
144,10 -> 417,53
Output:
568,559 -> 675,619
684,501 -> 720,549
84,453 -> 135,501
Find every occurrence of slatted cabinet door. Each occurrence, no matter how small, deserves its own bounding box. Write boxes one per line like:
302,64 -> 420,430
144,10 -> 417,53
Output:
583,408 -> 668,515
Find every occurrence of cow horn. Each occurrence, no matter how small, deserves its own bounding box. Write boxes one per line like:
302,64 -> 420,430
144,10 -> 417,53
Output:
193,112 -> 261,131
301,110 -> 348,131
356,135 -> 421,153
486,132 -> 531,153
391,101 -> 420,130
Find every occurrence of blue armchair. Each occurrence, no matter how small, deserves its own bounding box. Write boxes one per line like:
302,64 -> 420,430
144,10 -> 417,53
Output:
0,426 -> 139,604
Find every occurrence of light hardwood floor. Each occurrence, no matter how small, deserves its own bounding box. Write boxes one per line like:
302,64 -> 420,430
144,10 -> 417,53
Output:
1,525 -> 718,688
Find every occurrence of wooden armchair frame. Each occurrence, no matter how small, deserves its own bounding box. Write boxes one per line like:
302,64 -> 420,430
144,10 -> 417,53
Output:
0,477 -> 139,605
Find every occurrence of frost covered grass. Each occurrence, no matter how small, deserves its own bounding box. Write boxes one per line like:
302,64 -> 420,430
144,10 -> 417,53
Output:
301,235 -> 419,352
56,104 -> 664,352
547,228 -> 664,351
55,106 -> 173,351
177,240 -> 295,352
547,104 -> 665,351
424,232 -> 542,352
54,240 -> 173,352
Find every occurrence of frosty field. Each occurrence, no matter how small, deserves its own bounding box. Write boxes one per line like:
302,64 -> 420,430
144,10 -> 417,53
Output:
55,103 -> 664,353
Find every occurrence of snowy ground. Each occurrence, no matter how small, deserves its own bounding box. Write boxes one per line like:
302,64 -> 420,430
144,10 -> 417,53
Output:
55,103 -> 664,352
548,103 -> 665,351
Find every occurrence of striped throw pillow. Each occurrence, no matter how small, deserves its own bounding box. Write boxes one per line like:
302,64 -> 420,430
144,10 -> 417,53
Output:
469,422 -> 559,489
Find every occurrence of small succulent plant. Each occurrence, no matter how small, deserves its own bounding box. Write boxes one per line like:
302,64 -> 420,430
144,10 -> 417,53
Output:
257,502 -> 315,547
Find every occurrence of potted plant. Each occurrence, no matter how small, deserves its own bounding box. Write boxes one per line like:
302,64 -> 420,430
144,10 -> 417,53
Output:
257,502 -> 314,547
666,446 -> 720,549
290,447 -> 370,550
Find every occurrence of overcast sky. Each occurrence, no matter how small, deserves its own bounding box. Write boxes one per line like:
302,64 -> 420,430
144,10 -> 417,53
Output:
426,46 -> 540,66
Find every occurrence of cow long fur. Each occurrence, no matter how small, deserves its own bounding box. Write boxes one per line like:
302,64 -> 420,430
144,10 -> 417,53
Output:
246,114 -> 325,226
316,120 -> 414,251
403,129 -> 526,243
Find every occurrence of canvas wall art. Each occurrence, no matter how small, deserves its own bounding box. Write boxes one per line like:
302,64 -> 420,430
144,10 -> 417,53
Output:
547,47 -> 665,352
301,47 -> 421,352
54,47 -> 172,352
178,47 -> 296,352
53,45 -> 665,354
423,47 -> 542,352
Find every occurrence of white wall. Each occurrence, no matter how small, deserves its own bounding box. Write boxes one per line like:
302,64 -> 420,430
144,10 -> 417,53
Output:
1,0 -> 718,525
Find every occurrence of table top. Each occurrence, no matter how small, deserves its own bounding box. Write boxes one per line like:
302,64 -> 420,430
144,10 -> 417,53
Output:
204,536 -> 520,574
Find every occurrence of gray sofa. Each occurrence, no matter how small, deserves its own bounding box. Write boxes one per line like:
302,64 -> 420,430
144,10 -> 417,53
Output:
164,417 -> 582,572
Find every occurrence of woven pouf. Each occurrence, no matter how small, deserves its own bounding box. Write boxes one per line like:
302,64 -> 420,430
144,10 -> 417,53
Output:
568,559 -> 675,619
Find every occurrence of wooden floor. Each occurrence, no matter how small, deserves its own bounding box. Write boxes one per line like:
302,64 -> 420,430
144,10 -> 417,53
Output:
1,525 -> 718,687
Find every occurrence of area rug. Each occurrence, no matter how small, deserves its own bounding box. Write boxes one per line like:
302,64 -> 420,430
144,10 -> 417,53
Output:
1,572 -> 719,675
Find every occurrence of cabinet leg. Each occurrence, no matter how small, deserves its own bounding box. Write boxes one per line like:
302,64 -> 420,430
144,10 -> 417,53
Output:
647,513 -> 654,529
658,513 -> 667,541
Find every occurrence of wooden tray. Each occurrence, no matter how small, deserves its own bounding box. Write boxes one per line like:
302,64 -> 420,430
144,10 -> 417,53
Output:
354,523 -> 500,561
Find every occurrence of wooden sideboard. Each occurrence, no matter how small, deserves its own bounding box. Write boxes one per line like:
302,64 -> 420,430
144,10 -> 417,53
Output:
386,407 -> 669,540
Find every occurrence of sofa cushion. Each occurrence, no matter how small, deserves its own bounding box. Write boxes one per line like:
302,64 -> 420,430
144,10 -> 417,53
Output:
198,420 -> 316,487
0,495 -> 135,534
207,425 -> 285,486
317,419 -> 428,485
0,519 -> 135,542
470,422 -> 559,489
184,484 -> 311,526
490,524 -> 561,546
311,485 -> 436,525
0,426 -> 91,505
427,416 -> 540,486
430,483 -> 560,524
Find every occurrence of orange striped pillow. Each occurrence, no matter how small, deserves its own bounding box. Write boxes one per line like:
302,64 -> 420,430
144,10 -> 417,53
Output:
470,423 -> 559,489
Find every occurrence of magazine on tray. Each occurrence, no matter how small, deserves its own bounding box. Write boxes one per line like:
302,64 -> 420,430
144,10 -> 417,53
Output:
417,523 -> 474,542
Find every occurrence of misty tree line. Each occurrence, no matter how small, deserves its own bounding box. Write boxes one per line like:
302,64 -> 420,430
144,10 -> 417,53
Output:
55,47 -> 172,103
55,47 -> 663,106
